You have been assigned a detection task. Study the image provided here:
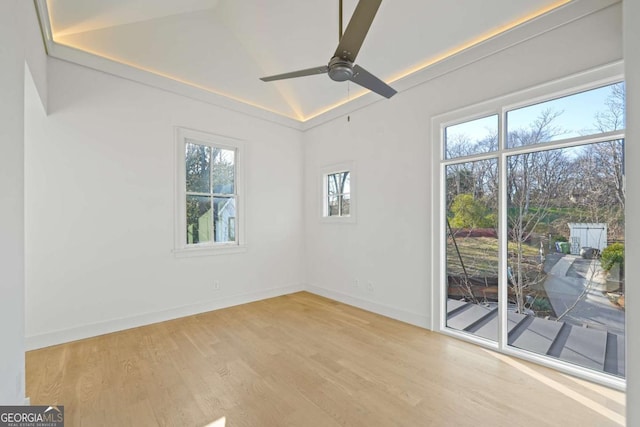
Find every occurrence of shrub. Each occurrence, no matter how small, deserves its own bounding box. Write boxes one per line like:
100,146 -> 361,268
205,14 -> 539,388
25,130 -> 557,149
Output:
531,298 -> 552,313
601,243 -> 624,272
450,194 -> 494,229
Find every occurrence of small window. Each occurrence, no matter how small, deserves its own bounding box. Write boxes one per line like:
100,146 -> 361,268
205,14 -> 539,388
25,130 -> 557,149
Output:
175,127 -> 245,256
327,171 -> 350,217
321,162 -> 355,222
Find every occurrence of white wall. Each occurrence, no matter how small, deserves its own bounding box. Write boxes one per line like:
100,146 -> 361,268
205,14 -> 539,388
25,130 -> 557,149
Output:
0,0 -> 26,405
25,58 -> 304,348
303,4 -> 622,329
24,1 -> 47,111
0,0 -> 47,405
623,0 -> 639,423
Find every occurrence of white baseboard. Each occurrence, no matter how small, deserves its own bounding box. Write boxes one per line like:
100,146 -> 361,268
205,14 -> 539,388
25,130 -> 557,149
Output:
26,284 -> 304,350
26,283 -> 429,350
305,284 -> 431,329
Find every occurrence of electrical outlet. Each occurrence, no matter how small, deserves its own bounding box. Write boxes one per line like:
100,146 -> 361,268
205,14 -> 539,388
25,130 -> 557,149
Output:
213,281 -> 221,290
366,282 -> 374,293
354,280 -> 360,288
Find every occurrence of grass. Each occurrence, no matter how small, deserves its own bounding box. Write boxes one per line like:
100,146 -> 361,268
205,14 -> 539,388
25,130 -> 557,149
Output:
447,235 -> 555,317
447,236 -> 540,278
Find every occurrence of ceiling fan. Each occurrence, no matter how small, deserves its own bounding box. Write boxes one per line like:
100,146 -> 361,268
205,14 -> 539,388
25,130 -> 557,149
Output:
259,0 -> 397,99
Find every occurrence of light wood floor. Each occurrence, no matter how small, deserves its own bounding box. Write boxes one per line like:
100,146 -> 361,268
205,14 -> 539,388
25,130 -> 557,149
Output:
27,292 -> 625,426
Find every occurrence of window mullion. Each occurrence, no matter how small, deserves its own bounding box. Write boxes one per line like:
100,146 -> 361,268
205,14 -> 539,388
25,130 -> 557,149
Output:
187,191 -> 216,197
209,146 -> 217,244
498,111 -> 508,351
441,150 -> 501,166
504,130 -> 625,157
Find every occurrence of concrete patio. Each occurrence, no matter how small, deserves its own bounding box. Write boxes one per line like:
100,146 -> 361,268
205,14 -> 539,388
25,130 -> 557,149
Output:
543,254 -> 624,337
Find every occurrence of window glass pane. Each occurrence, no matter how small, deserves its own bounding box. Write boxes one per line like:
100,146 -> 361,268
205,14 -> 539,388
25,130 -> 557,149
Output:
506,140 -> 625,377
212,148 -> 235,194
328,172 -> 349,196
228,217 -> 236,241
341,194 -> 351,216
445,115 -> 498,159
328,196 -> 339,216
507,82 -> 625,147
186,195 -> 212,244
213,197 -> 236,243
185,142 -> 210,193
342,172 -> 350,194
445,158 -> 499,341
328,174 -> 337,196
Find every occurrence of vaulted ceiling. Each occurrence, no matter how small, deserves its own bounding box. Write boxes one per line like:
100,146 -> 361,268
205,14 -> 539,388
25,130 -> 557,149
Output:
42,0 -> 571,123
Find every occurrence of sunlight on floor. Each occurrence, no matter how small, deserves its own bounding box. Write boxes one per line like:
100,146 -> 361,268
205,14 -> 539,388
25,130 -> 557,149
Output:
202,416 -> 226,427
483,349 -> 625,426
561,373 -> 625,405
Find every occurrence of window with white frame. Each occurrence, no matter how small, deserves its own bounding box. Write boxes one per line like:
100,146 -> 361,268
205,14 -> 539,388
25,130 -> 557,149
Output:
321,163 -> 355,221
175,127 -> 245,255
434,71 -> 626,386
327,171 -> 350,216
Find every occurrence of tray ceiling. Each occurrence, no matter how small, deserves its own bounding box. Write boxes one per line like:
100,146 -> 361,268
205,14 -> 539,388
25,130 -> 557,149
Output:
43,0 -> 572,122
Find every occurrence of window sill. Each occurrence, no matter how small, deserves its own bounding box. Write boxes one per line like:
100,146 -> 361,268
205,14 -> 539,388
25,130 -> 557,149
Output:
320,216 -> 356,224
173,244 -> 247,258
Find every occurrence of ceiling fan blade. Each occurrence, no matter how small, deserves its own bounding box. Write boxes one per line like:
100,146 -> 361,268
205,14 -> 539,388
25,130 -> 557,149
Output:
350,64 -> 396,98
260,66 -> 329,82
334,0 -> 382,63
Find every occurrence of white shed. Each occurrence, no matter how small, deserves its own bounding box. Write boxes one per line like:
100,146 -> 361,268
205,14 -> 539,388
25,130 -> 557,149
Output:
567,223 -> 607,255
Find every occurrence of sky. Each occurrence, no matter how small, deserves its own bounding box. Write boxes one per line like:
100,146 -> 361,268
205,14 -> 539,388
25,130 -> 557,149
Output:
507,82 -> 623,139
445,82 -> 624,157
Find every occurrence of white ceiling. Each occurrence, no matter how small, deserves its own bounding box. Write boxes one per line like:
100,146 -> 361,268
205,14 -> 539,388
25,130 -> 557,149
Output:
44,0 -> 571,122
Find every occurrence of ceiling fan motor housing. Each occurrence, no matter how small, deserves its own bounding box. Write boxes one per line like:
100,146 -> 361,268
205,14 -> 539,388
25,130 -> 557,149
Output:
328,57 -> 353,82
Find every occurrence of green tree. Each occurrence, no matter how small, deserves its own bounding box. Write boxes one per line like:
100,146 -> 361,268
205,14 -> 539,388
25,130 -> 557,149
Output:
185,143 -> 210,243
449,194 -> 494,229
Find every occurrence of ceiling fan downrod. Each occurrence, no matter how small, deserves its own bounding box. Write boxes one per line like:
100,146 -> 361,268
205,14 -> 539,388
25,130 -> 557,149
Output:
339,0 -> 343,41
